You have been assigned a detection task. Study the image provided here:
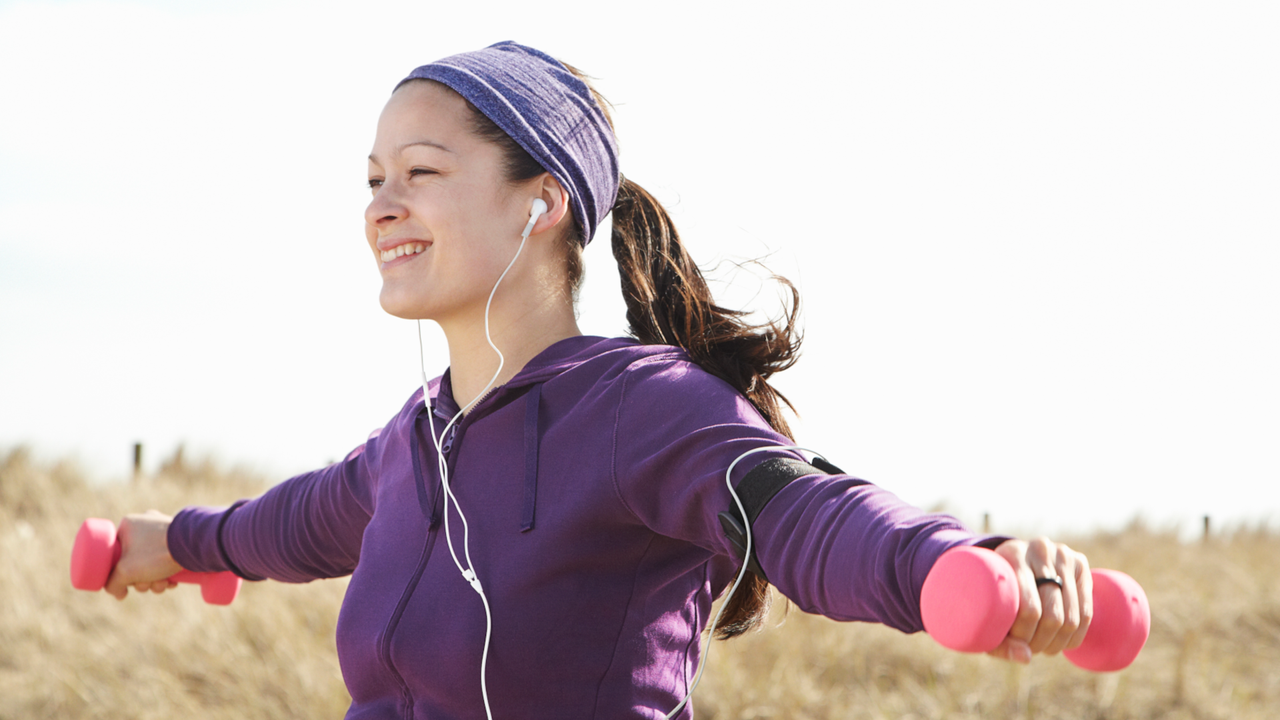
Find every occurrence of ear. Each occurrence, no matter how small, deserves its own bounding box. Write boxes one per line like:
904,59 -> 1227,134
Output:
530,173 -> 572,237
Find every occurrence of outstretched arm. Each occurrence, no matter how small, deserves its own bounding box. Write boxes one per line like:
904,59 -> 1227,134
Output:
168,448 -> 375,583
104,440 -> 377,599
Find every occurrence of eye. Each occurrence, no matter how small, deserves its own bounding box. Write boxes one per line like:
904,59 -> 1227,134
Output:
409,168 -> 437,178
367,177 -> 384,191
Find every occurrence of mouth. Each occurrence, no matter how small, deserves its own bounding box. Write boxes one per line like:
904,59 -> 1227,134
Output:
379,242 -> 428,265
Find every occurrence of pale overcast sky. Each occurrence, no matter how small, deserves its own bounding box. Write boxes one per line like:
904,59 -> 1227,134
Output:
2,0 -> 1277,538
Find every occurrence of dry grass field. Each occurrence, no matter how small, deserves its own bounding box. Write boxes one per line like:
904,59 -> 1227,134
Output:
1,446 -> 1276,719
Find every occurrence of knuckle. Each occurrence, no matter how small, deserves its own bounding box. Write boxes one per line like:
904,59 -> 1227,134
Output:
1079,604 -> 1095,627
1017,598 -> 1043,627
1060,609 -> 1080,636
1077,551 -> 1092,573
995,539 -> 1025,561
1055,543 -> 1071,562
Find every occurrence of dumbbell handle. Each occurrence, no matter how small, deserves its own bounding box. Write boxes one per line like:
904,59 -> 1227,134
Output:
920,546 -> 1150,672
70,517 -> 241,606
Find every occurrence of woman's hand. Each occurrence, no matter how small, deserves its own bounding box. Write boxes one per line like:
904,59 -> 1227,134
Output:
988,537 -> 1093,663
103,510 -> 185,600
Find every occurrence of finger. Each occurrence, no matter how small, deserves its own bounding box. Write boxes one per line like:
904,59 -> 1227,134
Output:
995,540 -> 1043,645
1026,565 -> 1066,652
1024,537 -> 1072,653
1030,582 -> 1065,653
1065,552 -> 1094,651
1043,545 -> 1082,655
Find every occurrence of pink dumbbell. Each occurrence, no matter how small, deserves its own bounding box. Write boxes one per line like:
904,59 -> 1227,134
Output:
920,546 -> 1150,672
70,517 -> 242,606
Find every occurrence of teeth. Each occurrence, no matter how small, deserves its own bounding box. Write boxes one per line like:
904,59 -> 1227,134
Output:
380,243 -> 426,263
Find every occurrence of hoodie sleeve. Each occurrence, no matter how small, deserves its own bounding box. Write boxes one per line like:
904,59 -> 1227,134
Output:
167,432 -> 379,583
611,356 -> 1005,633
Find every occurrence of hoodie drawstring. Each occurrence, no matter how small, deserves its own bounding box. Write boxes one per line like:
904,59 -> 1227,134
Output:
521,383 -> 542,532
411,412 -> 440,528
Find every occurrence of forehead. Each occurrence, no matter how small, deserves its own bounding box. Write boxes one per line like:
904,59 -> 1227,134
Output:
372,81 -> 476,152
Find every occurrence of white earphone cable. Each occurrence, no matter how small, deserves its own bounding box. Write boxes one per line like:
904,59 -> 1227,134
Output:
417,206 -> 540,720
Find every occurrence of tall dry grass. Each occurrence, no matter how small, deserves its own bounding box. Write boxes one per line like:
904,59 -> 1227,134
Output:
1,447 -> 1276,718
0,448 -> 351,719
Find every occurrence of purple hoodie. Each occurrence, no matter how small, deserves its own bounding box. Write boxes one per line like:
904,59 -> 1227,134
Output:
169,336 -> 998,719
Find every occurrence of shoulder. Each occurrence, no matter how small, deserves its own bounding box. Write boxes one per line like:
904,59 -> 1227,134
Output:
526,335 -> 768,435
604,343 -> 768,435
619,346 -> 748,407
554,337 -> 744,404
532,336 -> 694,396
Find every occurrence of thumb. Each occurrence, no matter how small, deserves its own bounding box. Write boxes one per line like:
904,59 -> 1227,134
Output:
988,637 -> 1033,664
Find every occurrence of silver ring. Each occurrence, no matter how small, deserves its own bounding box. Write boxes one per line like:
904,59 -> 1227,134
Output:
1035,576 -> 1064,590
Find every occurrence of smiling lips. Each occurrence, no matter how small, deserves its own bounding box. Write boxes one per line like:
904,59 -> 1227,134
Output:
380,243 -> 428,263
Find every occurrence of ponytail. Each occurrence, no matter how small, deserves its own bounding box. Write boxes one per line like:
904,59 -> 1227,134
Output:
449,57 -> 804,637
610,176 -> 803,638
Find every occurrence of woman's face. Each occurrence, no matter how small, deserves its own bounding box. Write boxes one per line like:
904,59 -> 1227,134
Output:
365,81 -> 535,322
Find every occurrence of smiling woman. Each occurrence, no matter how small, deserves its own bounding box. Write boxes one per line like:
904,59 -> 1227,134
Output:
361,79 -> 586,416
101,41 -> 1096,720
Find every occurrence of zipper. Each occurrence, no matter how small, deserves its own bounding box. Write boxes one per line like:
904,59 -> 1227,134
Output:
378,411 -> 446,719
437,382 -> 505,458
378,510 -> 439,719
377,393 -> 493,716
468,384 -> 502,413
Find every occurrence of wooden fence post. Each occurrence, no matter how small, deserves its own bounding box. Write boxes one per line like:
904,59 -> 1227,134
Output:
1203,515 -> 1211,542
983,513 -> 991,534
133,442 -> 143,482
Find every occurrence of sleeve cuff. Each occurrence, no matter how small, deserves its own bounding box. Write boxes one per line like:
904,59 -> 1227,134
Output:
168,500 -> 258,579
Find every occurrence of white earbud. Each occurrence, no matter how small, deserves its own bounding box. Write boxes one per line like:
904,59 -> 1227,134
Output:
522,198 -> 548,238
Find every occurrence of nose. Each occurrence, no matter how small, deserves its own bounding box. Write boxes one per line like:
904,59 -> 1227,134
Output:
365,182 -> 407,230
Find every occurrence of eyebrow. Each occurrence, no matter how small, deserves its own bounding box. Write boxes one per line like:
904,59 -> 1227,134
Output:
368,139 -> 456,163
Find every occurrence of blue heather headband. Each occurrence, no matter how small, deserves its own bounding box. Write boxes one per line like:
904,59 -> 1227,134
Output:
398,41 -> 620,247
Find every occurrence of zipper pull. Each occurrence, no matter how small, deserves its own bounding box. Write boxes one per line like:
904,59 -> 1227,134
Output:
442,424 -> 458,455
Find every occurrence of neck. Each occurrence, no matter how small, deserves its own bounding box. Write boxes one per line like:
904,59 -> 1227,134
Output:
438,287 -> 581,412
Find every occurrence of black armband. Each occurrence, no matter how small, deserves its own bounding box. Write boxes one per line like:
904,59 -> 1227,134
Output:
717,455 -> 856,583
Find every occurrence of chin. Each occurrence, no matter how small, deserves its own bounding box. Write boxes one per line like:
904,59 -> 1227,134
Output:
378,288 -> 428,320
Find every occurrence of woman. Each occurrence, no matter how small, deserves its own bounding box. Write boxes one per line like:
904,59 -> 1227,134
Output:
106,42 -> 1092,719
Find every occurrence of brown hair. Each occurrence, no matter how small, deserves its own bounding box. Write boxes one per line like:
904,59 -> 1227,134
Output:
608,177 -> 802,639
420,64 -> 803,638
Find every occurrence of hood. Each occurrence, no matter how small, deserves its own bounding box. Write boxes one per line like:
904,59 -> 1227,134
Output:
427,335 -> 675,418
418,335 -> 685,533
